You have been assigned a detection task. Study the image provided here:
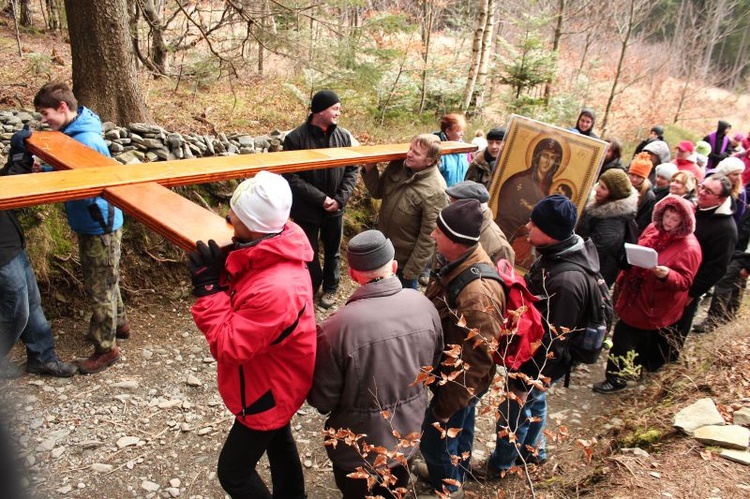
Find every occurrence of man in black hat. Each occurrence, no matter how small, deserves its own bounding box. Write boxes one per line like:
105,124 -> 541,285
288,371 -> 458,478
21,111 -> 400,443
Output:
486,194 -> 598,476
309,230 -> 442,498
283,90 -> 358,309
445,180 -> 514,265
415,199 -> 506,498
465,127 -> 505,188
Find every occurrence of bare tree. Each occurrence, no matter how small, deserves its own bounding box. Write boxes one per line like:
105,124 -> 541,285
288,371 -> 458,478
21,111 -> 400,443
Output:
64,0 -> 151,124
600,0 -> 658,135
462,0 -> 490,111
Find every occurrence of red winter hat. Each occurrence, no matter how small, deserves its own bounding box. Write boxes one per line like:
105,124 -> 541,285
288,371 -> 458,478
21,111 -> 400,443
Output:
677,140 -> 694,153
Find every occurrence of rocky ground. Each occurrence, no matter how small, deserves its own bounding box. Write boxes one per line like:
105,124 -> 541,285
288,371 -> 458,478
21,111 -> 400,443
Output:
2,282 -> 748,499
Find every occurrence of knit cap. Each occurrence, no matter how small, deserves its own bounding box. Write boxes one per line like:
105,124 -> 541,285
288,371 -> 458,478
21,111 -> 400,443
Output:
629,152 -> 653,179
715,156 -> 745,176
436,199 -> 482,246
655,162 -> 678,181
694,141 -> 711,157
230,171 -> 292,233
599,169 -> 633,200
310,90 -> 340,113
530,194 -> 578,241
643,140 -> 671,163
347,230 -> 395,271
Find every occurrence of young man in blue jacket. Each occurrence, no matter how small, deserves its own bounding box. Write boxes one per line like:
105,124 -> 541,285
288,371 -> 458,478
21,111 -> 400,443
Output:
33,82 -> 129,374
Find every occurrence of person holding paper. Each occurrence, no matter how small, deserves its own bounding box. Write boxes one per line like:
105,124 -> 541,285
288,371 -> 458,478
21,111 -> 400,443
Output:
593,195 -> 702,394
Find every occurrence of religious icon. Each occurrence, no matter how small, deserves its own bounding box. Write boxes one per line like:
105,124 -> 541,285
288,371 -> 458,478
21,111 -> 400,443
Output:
488,115 -> 607,272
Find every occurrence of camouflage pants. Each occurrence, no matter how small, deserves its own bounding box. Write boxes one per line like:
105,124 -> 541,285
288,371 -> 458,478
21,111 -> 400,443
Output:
78,229 -> 127,351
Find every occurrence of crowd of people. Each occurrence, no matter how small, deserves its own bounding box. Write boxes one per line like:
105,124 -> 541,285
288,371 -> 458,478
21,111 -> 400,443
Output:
3,88 -> 749,498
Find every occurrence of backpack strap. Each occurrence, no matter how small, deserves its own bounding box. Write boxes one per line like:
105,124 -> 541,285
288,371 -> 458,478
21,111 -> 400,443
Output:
446,262 -> 501,309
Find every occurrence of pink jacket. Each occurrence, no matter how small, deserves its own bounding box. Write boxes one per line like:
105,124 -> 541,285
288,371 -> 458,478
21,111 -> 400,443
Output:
192,222 -> 316,430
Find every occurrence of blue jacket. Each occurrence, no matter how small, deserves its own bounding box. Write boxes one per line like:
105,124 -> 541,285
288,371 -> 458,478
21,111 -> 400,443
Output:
62,107 -> 123,235
435,131 -> 469,187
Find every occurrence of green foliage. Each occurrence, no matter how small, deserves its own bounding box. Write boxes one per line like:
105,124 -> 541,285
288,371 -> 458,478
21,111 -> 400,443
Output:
18,205 -> 75,284
497,20 -> 557,101
25,53 -> 53,78
607,350 -> 642,381
620,428 -> 663,449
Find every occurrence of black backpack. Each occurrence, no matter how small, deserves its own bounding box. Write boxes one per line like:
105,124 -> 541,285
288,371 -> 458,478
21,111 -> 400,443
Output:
544,260 -> 614,386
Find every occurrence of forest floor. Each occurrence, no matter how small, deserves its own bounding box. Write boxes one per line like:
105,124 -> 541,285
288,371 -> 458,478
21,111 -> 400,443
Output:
2,258 -> 749,499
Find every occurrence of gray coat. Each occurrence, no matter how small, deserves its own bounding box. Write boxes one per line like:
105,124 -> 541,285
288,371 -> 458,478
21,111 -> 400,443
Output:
308,276 -> 443,470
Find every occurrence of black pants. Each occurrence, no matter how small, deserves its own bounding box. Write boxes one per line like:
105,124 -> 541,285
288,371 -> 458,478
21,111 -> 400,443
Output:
217,420 -> 305,499
706,257 -> 748,325
332,464 -> 410,499
298,216 -> 342,294
605,320 -> 676,380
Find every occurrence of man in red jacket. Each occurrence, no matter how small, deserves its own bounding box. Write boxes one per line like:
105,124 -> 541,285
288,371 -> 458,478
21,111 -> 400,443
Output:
189,171 -> 316,499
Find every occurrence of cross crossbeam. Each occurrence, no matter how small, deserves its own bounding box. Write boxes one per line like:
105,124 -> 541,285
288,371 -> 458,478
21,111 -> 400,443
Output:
3,132 -> 474,250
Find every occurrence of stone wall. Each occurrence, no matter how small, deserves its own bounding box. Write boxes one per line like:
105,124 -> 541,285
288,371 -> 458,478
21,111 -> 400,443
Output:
0,110 -> 285,165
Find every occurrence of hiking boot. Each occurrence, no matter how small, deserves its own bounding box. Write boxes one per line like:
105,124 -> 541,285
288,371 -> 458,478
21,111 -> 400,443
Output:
27,358 -> 77,378
418,273 -> 431,287
692,321 -> 717,334
116,323 -> 131,340
468,460 -> 505,481
592,379 -> 627,394
0,359 -> 21,379
411,460 -> 431,483
77,347 -> 121,375
319,292 -> 337,309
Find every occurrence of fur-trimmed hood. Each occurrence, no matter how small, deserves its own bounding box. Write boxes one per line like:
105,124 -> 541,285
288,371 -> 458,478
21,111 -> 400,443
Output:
651,194 -> 696,237
584,187 -> 639,219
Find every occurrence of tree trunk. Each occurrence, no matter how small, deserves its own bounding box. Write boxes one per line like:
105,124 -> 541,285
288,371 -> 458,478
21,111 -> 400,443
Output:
418,0 -> 437,114
19,0 -> 31,27
472,0 -> 495,112
701,0 -> 728,81
462,0 -> 489,111
544,0 -> 566,104
44,0 -> 60,31
142,0 -> 168,76
64,0 -> 151,125
601,0 -> 636,135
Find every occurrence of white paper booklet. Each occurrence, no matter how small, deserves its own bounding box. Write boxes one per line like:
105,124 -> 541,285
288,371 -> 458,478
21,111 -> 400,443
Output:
624,243 -> 658,269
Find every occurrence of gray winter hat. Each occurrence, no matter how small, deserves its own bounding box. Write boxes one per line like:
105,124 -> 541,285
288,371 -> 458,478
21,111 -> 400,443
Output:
347,230 -> 395,271
445,180 -> 490,203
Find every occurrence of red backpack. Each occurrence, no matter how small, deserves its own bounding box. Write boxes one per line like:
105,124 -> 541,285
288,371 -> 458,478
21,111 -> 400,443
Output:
446,259 -> 545,370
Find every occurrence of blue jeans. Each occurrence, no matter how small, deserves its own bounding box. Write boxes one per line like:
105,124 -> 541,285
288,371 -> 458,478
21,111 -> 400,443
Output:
396,269 -> 418,289
0,251 -> 56,365
489,387 -> 547,470
420,399 -> 478,492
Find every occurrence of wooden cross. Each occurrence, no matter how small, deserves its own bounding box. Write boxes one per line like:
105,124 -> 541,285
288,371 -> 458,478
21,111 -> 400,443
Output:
2,132 -> 475,250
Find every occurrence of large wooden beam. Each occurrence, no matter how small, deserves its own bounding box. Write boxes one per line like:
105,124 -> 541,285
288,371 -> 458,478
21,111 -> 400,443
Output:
4,131 -> 476,251
0,132 -> 475,210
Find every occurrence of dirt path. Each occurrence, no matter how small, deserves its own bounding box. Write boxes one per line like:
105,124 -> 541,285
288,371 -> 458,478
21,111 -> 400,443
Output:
1,283 -> 622,499
3,286 -> 741,499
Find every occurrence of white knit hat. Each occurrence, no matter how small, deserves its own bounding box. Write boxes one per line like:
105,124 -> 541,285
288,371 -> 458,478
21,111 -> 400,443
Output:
230,171 -> 291,233
655,162 -> 678,181
715,156 -> 745,176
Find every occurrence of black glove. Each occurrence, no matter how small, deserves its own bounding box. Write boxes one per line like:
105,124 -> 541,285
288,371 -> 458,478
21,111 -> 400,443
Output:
10,125 -> 31,151
188,240 -> 226,297
2,125 -> 33,176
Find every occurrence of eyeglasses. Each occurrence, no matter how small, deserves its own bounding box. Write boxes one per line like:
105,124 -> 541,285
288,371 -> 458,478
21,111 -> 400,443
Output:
697,184 -> 720,196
